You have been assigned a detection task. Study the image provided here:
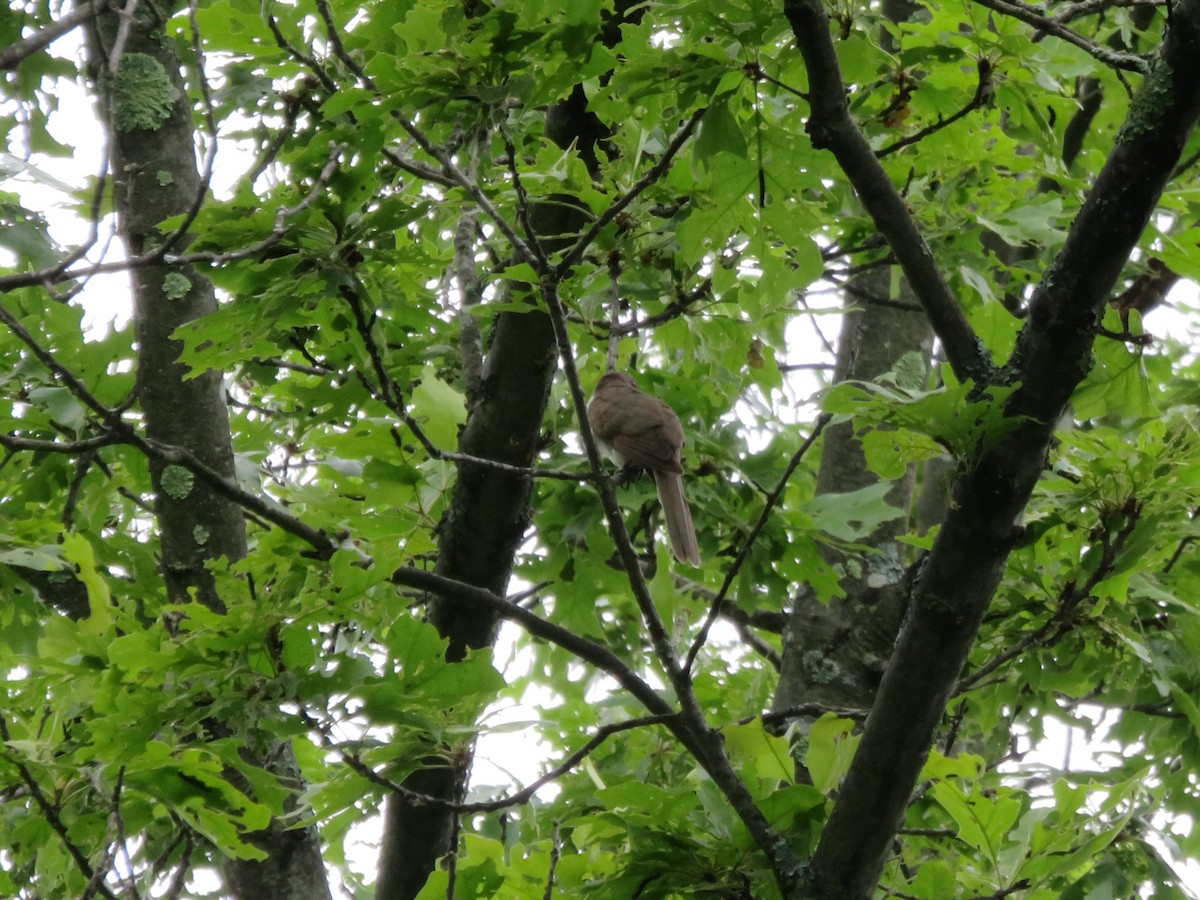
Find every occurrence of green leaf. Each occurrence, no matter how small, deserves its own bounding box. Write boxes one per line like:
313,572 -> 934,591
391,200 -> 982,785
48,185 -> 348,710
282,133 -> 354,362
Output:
723,719 -> 794,784
803,482 -> 905,542
0,541 -> 65,571
409,365 -> 467,449
805,715 -> 859,795
695,95 -> 748,163
929,779 -> 1021,864
26,386 -> 86,432
60,533 -> 111,635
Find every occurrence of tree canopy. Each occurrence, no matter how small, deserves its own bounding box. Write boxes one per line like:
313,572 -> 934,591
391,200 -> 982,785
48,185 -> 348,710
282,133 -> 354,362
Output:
2,0 -> 1200,898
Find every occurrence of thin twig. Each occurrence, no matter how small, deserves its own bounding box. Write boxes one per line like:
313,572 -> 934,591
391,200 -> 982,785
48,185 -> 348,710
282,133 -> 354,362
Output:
543,821 -> 562,900
0,301 -> 120,422
968,0 -> 1149,71
308,710 -> 677,813
342,281 -> 404,414
251,356 -> 335,377
606,253 -> 622,368
311,0 -> 544,269
106,0 -> 141,73
557,109 -> 706,274
743,60 -> 809,100
143,436 -> 337,553
0,0 -> 100,70
391,566 -> 672,716
0,432 -> 122,453
110,767 -> 141,899
877,59 -> 994,159
161,829 -> 194,900
0,718 -> 121,900
1049,0 -> 1165,25
685,413 -> 831,672
263,8 -> 336,93
755,703 -> 869,726
0,302 -> 339,554
0,143 -> 345,292
954,500 -> 1142,694
397,114 -> 544,268
501,125 -> 550,272
388,426 -> 591,481
778,362 -> 835,372
675,576 -> 785,666
184,0 -> 220,212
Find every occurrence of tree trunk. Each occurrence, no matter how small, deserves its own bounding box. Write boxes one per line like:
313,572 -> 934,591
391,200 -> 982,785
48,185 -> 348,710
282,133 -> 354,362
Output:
373,22 -> 636,898
86,9 -> 330,898
772,272 -> 932,751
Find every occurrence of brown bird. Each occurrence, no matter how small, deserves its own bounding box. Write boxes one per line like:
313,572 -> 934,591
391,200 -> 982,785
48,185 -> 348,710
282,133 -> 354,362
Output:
587,371 -> 700,566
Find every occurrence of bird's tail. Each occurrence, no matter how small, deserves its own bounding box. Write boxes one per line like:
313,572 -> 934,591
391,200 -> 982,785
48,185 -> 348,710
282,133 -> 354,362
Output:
654,470 -> 700,566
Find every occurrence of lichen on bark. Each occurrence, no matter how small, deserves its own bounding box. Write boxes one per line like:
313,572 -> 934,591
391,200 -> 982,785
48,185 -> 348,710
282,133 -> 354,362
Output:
111,52 -> 178,132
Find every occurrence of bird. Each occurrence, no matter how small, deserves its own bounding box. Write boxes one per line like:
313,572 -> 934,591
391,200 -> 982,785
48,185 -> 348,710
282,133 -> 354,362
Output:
587,371 -> 700,566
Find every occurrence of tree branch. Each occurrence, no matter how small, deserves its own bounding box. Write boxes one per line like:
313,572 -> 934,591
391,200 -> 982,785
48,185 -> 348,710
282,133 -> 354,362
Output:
389,566 -> 672,717
0,718 -> 121,900
0,143 -> 345,293
0,0 -> 100,71
556,109 -> 706,274
877,59 -> 994,159
310,708 -> 678,813
970,0 -> 1150,71
0,431 -> 121,454
538,282 -> 804,892
956,500 -> 1141,695
802,3 -> 1200,895
784,0 -> 991,385
685,413 -> 831,672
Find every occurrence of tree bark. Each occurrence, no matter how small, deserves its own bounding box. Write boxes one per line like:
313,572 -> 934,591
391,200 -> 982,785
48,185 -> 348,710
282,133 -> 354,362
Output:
373,8 -> 639,892
792,0 -> 1200,894
375,273 -> 564,899
86,9 -> 330,899
773,274 -> 932,739
772,0 -> 934,773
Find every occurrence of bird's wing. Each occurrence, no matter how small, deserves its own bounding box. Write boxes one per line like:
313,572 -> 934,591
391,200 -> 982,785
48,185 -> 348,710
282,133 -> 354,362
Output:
608,407 -> 683,474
